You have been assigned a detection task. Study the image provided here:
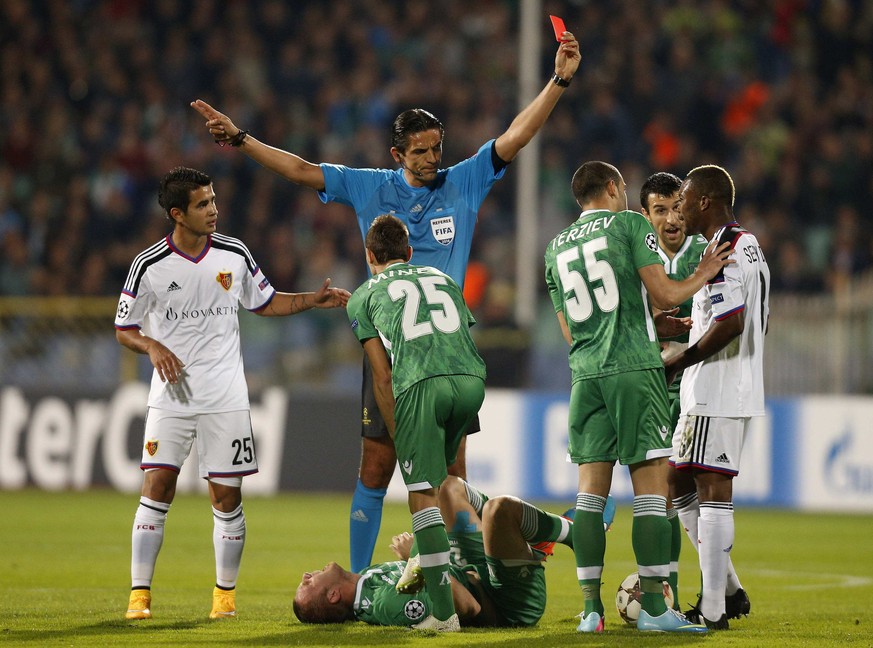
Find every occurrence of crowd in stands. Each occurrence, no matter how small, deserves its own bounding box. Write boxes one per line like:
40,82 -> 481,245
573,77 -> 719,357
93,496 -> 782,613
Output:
1,0 -> 872,317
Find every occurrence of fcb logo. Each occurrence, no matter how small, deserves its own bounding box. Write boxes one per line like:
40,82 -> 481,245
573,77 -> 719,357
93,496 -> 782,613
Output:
145,440 -> 159,456
216,271 -> 233,291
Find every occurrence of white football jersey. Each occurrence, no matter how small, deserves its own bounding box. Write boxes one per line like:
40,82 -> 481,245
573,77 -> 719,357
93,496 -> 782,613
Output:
114,233 -> 276,413
680,223 -> 770,417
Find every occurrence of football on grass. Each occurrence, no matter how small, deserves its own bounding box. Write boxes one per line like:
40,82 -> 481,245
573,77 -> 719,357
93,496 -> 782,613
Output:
615,572 -> 675,624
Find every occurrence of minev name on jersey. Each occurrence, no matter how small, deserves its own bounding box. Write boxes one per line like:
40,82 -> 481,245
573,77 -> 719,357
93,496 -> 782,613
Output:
366,265 -> 445,289
550,214 -> 617,250
165,305 -> 238,321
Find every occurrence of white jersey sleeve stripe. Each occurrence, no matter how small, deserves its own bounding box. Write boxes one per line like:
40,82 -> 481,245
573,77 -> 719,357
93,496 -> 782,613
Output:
122,239 -> 172,296
211,233 -> 258,275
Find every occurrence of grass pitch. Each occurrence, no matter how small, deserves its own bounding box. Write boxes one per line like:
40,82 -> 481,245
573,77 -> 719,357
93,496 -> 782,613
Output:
2,489 -> 871,646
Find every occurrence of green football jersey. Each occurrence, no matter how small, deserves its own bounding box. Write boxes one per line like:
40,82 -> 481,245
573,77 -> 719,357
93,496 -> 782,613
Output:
544,209 -> 664,382
658,233 -> 709,343
353,560 -> 472,627
347,262 -> 486,396
659,233 -> 709,400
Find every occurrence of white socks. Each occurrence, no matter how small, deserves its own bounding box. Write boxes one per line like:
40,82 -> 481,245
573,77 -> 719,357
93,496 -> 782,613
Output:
698,501 -> 734,620
674,491 -> 700,549
676,492 -> 744,596
213,504 -> 246,589
131,498 -> 247,591
131,497 -> 170,589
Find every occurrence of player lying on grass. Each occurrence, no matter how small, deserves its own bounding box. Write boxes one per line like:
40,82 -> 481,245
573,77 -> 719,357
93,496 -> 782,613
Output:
293,476 -> 613,629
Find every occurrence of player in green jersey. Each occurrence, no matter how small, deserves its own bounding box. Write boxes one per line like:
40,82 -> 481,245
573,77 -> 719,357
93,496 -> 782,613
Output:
292,476 -> 574,628
344,215 -> 487,631
544,161 -> 733,634
641,173 -> 709,423
640,171 -> 709,607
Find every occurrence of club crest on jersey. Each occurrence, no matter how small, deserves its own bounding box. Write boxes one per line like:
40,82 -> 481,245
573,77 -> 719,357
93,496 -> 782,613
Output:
145,440 -> 159,456
430,216 -> 455,246
216,271 -> 233,291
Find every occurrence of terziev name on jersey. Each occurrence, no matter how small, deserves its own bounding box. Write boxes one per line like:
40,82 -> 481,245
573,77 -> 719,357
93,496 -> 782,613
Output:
550,214 -> 617,250
165,305 -> 239,321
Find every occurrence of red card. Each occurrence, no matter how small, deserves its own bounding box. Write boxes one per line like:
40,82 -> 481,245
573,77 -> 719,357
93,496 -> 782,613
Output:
549,15 -> 567,41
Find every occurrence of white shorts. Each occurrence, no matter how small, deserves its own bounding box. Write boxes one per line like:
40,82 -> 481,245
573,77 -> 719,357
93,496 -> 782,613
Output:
669,414 -> 750,476
141,408 -> 258,481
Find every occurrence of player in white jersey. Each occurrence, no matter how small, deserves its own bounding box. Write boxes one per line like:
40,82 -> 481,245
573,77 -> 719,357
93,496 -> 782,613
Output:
664,165 -> 770,630
115,167 -> 350,620
642,171 -> 751,623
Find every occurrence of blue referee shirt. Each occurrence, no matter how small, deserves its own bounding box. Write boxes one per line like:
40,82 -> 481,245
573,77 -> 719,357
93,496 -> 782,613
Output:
318,139 -> 505,288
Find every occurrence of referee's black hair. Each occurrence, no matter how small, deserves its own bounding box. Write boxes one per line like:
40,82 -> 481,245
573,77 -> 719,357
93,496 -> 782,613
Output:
391,109 -> 444,152
640,172 -> 682,212
158,167 -> 212,219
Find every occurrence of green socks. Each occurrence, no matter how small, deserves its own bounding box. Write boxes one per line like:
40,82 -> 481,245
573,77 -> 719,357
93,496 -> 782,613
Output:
412,507 -> 455,621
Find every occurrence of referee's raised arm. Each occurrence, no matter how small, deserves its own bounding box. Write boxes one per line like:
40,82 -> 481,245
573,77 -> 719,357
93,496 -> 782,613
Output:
493,31 -> 581,163
190,99 -> 326,191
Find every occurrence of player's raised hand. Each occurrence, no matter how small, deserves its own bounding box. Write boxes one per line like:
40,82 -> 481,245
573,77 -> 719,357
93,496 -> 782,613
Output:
554,31 -> 581,80
313,278 -> 351,309
190,99 -> 241,144
696,240 -> 735,281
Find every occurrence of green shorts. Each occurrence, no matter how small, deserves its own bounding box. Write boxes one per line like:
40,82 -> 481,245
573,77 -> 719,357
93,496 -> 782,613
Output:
450,531 -> 545,628
481,557 -> 546,627
393,375 -> 485,490
448,530 -> 486,570
361,354 -> 481,438
568,368 -> 672,466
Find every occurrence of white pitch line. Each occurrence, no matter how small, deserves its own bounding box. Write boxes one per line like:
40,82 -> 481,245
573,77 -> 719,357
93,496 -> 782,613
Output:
749,568 -> 873,590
